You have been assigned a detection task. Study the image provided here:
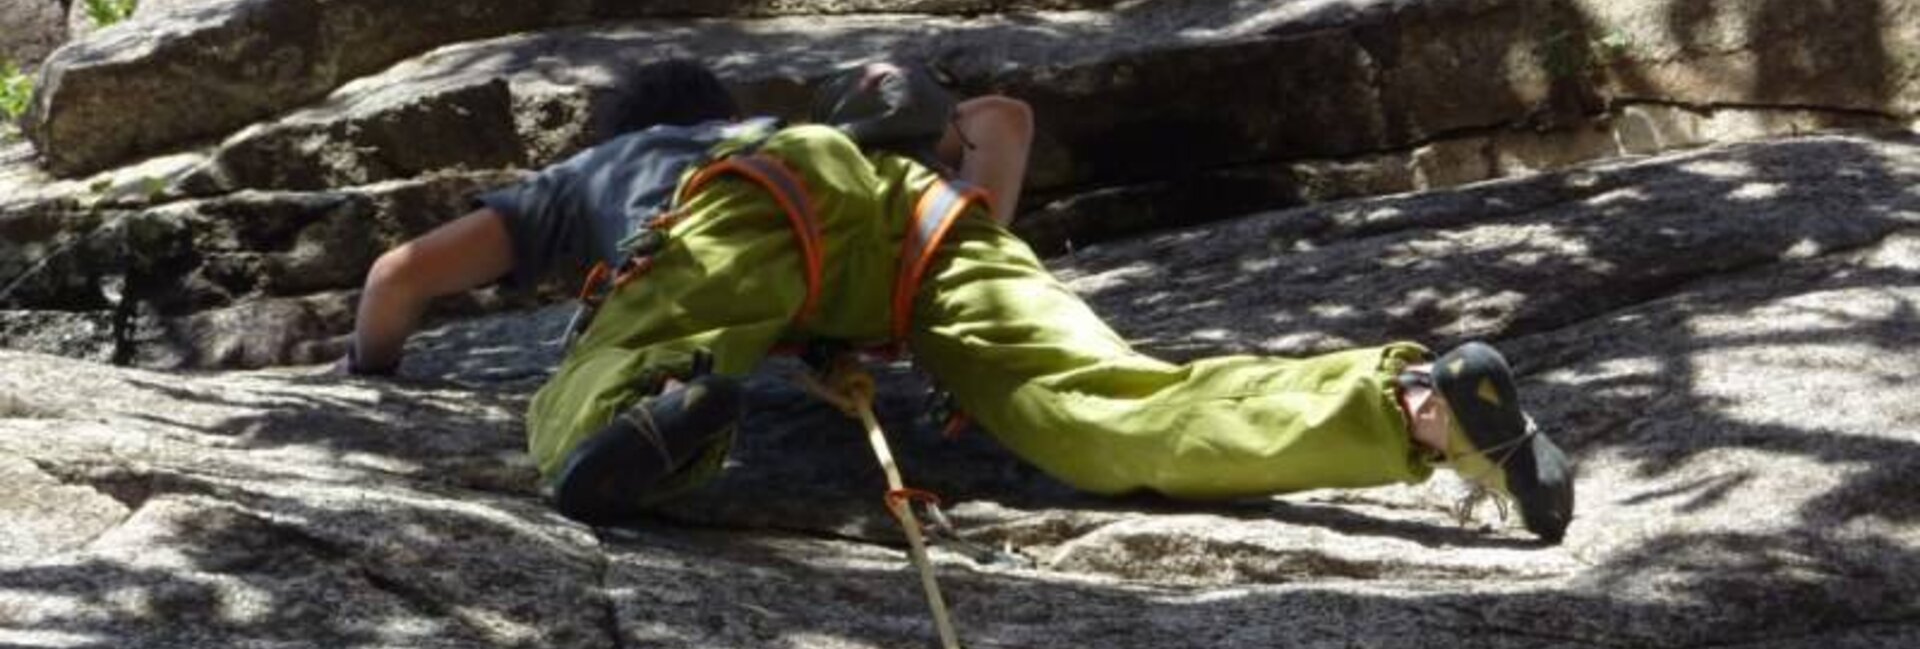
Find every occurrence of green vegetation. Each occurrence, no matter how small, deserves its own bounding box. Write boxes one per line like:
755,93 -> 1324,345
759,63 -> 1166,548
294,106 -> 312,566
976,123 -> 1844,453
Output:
84,0 -> 138,27
1538,28 -> 1637,81
1,61 -> 30,119
142,175 -> 169,202
1,60 -> 31,141
1591,30 -> 1635,65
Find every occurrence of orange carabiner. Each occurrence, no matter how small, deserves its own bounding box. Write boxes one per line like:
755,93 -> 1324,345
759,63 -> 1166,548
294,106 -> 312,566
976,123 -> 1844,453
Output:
577,261 -> 612,303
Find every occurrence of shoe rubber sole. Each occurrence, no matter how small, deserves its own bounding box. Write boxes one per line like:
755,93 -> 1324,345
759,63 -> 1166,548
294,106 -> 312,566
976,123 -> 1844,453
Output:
551,375 -> 742,525
1433,342 -> 1575,543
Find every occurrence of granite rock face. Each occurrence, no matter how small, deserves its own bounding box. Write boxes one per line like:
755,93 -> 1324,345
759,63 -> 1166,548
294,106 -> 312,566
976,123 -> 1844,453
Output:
1055,134 -> 1920,360
4,136 -> 1918,647
4,2 -> 1920,643
7,0 -> 1920,370
19,0 -> 1121,177
0,170 -> 529,368
0,0 -> 68,72
21,0 -> 1920,188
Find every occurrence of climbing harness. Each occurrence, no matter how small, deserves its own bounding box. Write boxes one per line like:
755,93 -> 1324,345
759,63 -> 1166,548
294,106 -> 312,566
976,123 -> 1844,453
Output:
560,150 -> 826,351
556,133 -> 1009,644
892,178 -> 991,341
676,154 -> 828,326
795,354 -> 963,649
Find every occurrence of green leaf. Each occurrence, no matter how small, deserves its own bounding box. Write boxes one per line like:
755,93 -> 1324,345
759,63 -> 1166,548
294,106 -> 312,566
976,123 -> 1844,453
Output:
143,176 -> 169,201
0,60 -> 32,123
84,0 -> 138,28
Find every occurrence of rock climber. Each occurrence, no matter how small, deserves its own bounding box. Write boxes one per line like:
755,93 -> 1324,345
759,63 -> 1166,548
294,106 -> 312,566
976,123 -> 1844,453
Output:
340,58 -> 1575,543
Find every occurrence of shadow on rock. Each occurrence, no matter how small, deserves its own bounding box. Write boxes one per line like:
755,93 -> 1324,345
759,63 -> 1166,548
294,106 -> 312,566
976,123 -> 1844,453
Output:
0,479 -> 606,649
596,521 -> 1920,648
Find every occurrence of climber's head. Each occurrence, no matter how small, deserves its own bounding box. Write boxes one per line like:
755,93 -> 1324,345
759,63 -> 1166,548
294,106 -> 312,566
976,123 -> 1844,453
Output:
810,60 -> 957,157
603,59 -> 740,136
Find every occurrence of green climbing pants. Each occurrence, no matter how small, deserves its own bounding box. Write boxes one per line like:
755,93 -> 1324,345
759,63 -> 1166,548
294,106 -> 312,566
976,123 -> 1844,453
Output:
526,124 -> 1435,502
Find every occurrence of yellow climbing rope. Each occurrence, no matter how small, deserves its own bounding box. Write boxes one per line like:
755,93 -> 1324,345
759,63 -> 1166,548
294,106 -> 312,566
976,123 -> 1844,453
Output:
795,355 -> 962,649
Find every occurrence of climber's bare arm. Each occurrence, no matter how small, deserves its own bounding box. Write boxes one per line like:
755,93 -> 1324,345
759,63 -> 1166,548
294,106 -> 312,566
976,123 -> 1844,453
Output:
349,208 -> 515,373
939,96 -> 1034,225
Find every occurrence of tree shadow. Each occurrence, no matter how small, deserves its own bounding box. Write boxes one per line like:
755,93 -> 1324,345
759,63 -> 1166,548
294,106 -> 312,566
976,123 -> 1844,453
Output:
596,521 -> 1920,648
10,1 -> 1920,646
1050,128 -> 1920,506
0,468 -> 606,649
1013,129 -> 1920,642
103,366 -> 537,497
1060,134 -> 1920,360
1659,0 -> 1890,111
47,75 -> 1911,649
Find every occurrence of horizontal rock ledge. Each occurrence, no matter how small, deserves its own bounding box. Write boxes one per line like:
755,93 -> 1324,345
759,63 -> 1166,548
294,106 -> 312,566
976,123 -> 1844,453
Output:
19,0 -> 1130,177
31,0 -> 1920,182
1020,100 -> 1906,256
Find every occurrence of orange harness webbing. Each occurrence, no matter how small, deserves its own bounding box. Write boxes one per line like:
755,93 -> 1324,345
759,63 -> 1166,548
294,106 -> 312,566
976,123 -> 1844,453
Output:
676,153 -> 826,327
891,178 -> 992,341
575,164 -> 989,435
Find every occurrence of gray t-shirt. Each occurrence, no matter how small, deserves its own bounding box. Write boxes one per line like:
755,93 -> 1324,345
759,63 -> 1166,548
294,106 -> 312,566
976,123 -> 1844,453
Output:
476,117 -> 779,290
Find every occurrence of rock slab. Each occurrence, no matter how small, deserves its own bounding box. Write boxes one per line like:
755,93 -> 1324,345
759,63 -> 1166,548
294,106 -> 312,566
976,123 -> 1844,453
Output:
4,135 -> 1919,647
0,0 -> 67,71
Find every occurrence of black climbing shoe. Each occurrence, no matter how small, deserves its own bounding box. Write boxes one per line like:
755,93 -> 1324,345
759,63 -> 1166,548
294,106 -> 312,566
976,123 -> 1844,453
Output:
1409,342 -> 1574,543
551,374 -> 743,525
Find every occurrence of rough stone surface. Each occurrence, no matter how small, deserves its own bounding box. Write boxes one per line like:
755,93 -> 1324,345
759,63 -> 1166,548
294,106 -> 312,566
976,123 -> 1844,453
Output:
1583,0 -> 1920,112
0,170 -> 529,368
6,0 -> 1916,293
6,135 -> 1919,647
1055,134 -> 1920,360
20,0 -> 1123,177
0,0 -> 69,72
89,0 -> 1904,251
0,452 -> 129,559
6,2 -> 1920,646
32,0 -> 1920,182
189,3 -> 1401,193
2,0 -> 1917,372
0,350 -> 603,648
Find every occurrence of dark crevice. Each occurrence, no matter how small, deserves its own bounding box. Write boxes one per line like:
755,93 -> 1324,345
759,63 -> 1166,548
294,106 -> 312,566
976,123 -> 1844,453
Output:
638,508 -> 1241,580
352,564 -> 494,638
245,508 -> 503,643
108,292 -> 139,366
1426,618 -> 1645,649
639,510 -> 911,552
1034,95 -> 1896,215
1505,226 -> 1917,351
594,547 -> 628,649
1610,96 -> 1908,123
625,508 -> 1072,574
1020,98 -> 1895,257
1695,615 -> 1920,649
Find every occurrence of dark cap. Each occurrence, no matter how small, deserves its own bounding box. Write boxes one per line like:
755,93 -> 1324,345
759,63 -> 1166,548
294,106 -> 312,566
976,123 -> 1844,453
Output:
810,61 -> 957,157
